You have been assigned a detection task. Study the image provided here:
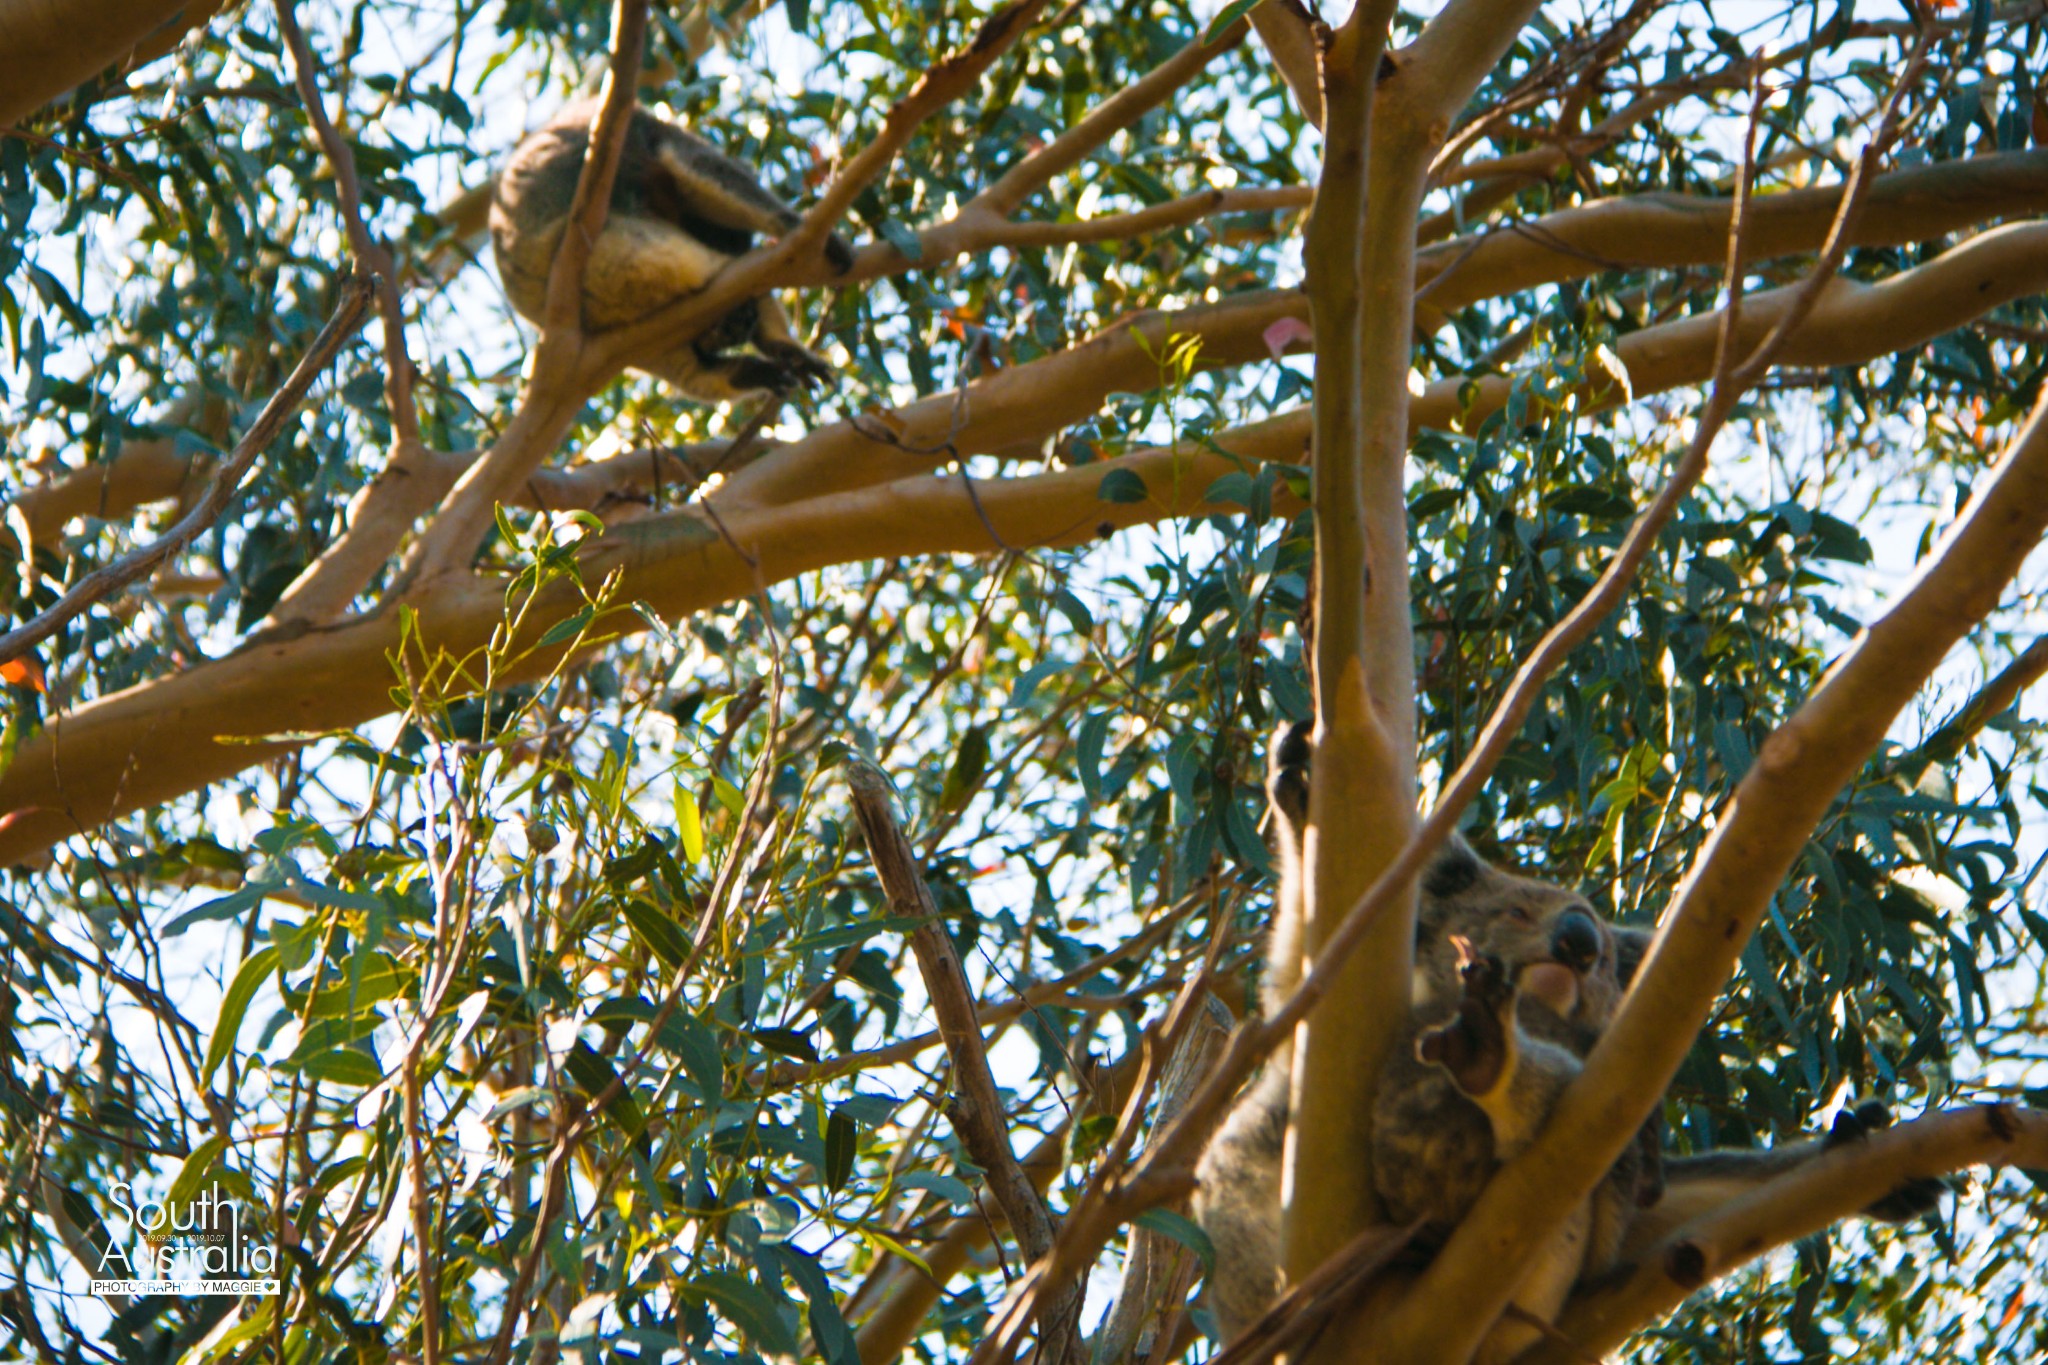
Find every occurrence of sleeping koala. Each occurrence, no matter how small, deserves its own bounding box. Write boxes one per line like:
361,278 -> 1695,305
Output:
492,100 -> 853,402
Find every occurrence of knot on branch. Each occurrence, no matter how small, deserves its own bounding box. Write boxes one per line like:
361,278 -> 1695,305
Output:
1663,1240 -> 1708,1290
1982,1101 -> 2020,1144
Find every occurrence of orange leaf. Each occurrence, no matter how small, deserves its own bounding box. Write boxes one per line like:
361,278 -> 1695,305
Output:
0,655 -> 44,693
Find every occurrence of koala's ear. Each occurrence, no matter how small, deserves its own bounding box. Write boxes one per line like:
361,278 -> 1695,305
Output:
1611,925 -> 1653,986
1420,833 -> 1484,899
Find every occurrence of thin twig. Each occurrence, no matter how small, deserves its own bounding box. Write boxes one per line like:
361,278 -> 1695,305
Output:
972,17 -> 1249,218
1900,634 -> 2048,771
275,0 -> 422,447
542,0 -> 650,332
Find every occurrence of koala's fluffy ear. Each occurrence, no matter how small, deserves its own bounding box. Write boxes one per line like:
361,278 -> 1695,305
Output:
1420,832 -> 1485,899
1611,925 -> 1654,987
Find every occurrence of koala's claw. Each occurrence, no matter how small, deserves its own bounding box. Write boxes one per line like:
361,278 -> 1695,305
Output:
824,232 -> 857,274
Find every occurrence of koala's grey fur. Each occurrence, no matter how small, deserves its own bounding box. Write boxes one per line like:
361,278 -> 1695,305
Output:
1191,723 -> 1652,1349
491,101 -> 853,402
1192,723 -> 1947,1356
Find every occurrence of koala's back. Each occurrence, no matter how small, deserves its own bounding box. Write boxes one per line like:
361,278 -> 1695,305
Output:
490,106 -> 743,327
1191,1066 -> 1289,1337
1370,1043 -> 1497,1239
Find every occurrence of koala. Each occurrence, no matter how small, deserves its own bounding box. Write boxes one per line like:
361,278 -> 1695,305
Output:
1192,721 -> 1948,1353
1192,722 -> 1654,1343
491,100 -> 855,402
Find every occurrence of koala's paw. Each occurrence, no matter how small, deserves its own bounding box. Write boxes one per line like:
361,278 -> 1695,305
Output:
752,339 -> 836,392
1266,721 -> 1312,831
1825,1098 -> 1894,1144
824,232 -> 857,274
1416,941 -> 1513,1099
1826,1099 -> 1950,1223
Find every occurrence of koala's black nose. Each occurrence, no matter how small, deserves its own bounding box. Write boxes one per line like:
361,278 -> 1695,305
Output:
1550,909 -> 1601,972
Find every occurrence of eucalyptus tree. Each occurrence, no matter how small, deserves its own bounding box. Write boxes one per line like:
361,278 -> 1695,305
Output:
1,0 -> 2045,1361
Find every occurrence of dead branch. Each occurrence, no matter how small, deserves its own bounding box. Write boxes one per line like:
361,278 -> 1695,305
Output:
845,756 -> 1080,1364
1091,994 -> 1234,1365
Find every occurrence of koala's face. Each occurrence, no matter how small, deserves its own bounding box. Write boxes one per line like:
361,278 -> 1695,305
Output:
1412,839 -> 1627,1044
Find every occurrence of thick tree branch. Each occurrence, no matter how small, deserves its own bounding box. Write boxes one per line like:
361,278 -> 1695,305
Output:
1,216 -> 2038,863
8,407 -> 213,543
723,152 -> 2048,527
1377,53 -> 1932,1355
31,154 -> 2033,553
543,2 -> 649,332
1525,1106 -> 2048,1364
0,0 -> 222,127
1289,1 -> 1556,1351
1287,2 -> 1418,1317
1416,148 -> 2048,317
1400,0 -> 1547,126
1248,0 -> 1325,129
1208,1219 -> 1423,1365
713,289 -> 1302,508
